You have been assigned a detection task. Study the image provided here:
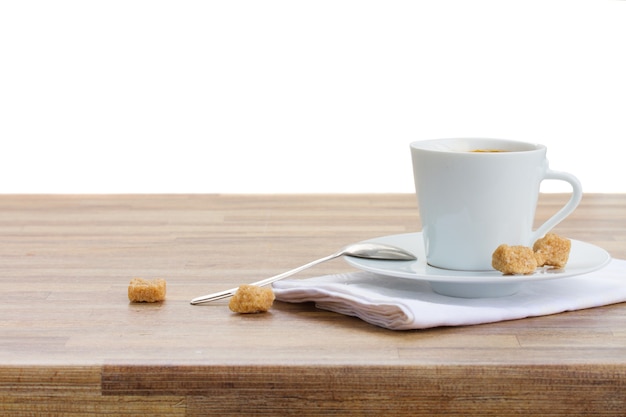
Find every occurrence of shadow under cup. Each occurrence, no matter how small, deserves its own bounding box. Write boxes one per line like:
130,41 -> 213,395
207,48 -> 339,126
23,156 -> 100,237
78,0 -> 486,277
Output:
410,138 -> 582,271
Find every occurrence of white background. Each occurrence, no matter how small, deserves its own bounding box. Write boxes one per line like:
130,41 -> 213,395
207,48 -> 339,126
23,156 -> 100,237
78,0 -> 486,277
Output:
1,0 -> 624,194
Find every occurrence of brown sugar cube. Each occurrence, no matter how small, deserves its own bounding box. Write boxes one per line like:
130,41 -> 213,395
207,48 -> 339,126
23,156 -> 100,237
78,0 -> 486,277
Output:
492,244 -> 538,275
533,233 -> 571,269
229,284 -> 275,314
128,278 -> 166,302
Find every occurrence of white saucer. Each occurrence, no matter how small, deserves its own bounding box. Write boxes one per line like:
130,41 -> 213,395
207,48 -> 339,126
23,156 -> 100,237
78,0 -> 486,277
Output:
344,232 -> 611,298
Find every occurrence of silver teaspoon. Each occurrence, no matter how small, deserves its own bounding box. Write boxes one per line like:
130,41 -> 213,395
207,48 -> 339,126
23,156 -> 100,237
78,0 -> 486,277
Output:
190,241 -> 416,305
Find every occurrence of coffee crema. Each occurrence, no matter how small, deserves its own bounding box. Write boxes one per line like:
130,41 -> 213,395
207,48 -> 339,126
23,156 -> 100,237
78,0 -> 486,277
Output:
470,149 -> 508,153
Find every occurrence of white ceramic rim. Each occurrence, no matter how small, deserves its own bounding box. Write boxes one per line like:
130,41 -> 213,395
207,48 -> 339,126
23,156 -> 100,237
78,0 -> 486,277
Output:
410,138 -> 545,153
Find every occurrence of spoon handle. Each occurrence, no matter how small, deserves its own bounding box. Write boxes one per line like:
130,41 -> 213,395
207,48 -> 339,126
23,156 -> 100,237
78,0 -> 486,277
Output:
190,251 -> 343,305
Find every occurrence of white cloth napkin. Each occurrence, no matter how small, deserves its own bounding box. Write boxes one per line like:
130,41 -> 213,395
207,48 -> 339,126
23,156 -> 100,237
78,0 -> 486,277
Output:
272,259 -> 626,330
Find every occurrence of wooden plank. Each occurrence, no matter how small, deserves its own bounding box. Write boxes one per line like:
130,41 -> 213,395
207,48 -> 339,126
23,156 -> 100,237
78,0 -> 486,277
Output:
0,194 -> 624,415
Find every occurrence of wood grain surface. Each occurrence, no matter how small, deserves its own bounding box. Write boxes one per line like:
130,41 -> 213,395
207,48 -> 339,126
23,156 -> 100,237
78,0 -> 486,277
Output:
0,194 -> 625,416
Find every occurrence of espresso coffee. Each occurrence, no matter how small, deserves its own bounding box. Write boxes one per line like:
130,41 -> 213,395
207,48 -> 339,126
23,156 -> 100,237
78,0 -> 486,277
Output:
471,149 -> 507,152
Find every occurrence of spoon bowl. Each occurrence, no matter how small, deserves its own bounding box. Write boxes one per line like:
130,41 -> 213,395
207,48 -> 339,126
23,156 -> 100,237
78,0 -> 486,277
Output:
190,241 -> 416,305
341,242 -> 417,260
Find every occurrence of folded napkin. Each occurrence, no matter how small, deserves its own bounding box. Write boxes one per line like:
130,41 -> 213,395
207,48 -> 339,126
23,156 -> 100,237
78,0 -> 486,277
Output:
272,259 -> 626,330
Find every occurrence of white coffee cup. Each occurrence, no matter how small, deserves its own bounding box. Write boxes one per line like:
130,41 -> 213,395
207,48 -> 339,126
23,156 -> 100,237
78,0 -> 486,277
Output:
410,138 -> 582,271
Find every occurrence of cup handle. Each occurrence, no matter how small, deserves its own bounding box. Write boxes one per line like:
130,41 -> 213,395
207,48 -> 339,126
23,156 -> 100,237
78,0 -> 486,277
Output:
530,169 -> 582,243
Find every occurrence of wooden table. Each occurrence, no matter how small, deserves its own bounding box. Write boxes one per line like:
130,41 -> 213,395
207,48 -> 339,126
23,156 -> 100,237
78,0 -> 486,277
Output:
1,194 -> 625,416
